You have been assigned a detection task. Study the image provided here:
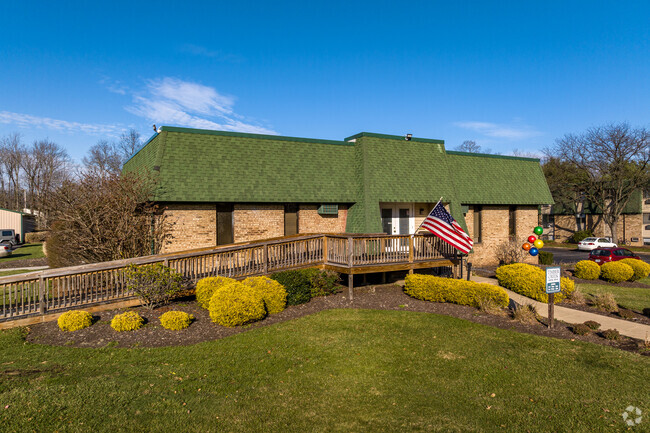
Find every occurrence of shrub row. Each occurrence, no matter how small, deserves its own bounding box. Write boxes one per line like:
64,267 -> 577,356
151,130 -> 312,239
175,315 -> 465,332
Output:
495,263 -> 574,303
574,259 -> 650,283
57,310 -> 193,332
404,274 -> 509,308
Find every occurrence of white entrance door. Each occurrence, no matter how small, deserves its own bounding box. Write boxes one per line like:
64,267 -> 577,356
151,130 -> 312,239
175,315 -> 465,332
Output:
380,203 -> 415,235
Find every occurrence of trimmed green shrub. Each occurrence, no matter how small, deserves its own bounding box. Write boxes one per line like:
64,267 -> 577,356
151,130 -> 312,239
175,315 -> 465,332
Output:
209,281 -> 266,327
242,276 -> 287,314
584,320 -> 601,330
195,276 -> 236,309
111,311 -> 144,332
619,259 -> 650,281
600,262 -> 634,284
571,324 -> 591,335
568,230 -> 593,243
404,274 -> 509,308
124,263 -> 185,310
601,329 -> 620,340
574,260 -> 601,280
160,311 -> 194,330
309,269 -> 341,297
57,310 -> 93,332
538,251 -> 553,266
271,269 -> 313,305
495,263 -> 574,303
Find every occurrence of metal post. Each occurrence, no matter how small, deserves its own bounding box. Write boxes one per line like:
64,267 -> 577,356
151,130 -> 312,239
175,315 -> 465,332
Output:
466,262 -> 472,281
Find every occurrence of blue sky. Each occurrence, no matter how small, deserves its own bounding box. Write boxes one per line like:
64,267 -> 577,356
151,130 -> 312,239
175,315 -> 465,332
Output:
1,1 -> 649,161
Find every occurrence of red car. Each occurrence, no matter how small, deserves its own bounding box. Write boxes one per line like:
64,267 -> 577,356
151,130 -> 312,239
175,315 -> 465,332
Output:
588,247 -> 640,265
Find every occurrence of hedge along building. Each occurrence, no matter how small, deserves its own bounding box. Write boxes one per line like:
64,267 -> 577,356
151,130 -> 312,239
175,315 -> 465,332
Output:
123,127 -> 553,266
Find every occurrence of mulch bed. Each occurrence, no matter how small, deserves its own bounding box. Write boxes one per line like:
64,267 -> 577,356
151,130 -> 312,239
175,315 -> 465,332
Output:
26,284 -> 648,356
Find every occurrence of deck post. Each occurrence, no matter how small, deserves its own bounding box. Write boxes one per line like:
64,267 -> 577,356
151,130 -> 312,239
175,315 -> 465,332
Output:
263,244 -> 268,274
408,235 -> 414,274
322,236 -> 328,264
348,237 -> 354,300
38,275 -> 45,315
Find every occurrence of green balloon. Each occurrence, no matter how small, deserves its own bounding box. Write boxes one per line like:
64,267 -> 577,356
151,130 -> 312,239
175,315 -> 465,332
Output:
533,226 -> 543,235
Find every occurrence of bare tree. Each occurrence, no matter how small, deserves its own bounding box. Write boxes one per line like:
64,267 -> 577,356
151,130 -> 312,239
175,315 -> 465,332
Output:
455,140 -> 481,153
0,133 -> 24,210
45,172 -> 168,267
118,128 -> 142,163
83,140 -> 123,177
542,157 -> 590,230
549,123 -> 650,243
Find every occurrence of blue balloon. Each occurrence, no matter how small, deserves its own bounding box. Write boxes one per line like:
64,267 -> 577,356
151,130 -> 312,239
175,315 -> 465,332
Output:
529,247 -> 539,256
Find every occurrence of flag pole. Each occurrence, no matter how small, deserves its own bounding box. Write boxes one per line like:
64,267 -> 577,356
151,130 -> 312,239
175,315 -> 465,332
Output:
415,196 -> 443,233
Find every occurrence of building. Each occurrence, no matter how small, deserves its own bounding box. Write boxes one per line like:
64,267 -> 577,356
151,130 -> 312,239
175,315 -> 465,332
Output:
123,127 -> 554,265
540,190 -> 645,246
0,208 -> 36,243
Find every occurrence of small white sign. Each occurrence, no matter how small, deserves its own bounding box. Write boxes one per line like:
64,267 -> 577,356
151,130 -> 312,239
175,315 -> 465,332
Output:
545,267 -> 561,294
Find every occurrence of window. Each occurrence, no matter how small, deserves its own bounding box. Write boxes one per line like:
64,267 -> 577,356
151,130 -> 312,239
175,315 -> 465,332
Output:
473,205 -> 482,243
318,204 -> 338,215
508,206 -> 516,241
284,204 -> 298,236
216,204 -> 233,245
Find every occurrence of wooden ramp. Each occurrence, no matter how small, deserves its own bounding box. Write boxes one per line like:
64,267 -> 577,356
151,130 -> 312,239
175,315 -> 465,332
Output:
0,233 -> 460,327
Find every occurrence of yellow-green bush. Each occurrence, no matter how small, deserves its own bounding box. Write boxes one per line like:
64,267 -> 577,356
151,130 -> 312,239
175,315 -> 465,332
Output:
208,281 -> 266,327
160,311 -> 194,330
111,311 -> 144,332
574,260 -> 601,280
600,261 -> 634,284
619,259 -> 650,281
404,274 -> 509,308
242,276 -> 287,314
195,276 -> 236,309
495,263 -> 574,303
57,310 -> 93,332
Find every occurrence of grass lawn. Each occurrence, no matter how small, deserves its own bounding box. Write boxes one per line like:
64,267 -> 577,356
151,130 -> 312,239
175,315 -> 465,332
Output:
1,309 -> 648,432
577,283 -> 650,313
0,243 -> 44,263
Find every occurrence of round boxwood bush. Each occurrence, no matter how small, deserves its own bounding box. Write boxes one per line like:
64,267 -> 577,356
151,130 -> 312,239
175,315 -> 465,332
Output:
57,310 -> 93,332
111,311 -> 144,332
574,260 -> 600,280
242,276 -> 287,314
600,262 -> 634,284
160,311 -> 194,330
209,281 -> 266,327
495,263 -> 574,303
195,276 -> 236,309
619,258 -> 650,281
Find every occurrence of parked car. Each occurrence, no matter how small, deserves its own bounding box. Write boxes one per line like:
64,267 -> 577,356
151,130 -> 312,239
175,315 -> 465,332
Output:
588,247 -> 640,265
0,229 -> 16,247
577,237 -> 617,251
0,243 -> 11,257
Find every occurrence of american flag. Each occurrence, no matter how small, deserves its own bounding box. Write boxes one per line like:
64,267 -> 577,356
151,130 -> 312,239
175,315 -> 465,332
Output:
420,202 -> 473,254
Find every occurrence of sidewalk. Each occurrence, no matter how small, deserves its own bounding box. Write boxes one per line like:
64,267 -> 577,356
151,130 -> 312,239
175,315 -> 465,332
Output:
472,275 -> 650,341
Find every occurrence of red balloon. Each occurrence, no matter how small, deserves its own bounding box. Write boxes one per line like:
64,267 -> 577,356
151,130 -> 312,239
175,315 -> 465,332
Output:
522,242 -> 531,251
527,235 -> 537,244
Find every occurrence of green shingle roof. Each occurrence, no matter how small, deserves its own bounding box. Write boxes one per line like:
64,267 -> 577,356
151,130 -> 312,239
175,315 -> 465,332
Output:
123,127 -> 554,233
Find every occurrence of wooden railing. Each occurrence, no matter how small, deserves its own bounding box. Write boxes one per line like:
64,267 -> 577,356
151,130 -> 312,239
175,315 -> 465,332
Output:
0,233 -> 456,322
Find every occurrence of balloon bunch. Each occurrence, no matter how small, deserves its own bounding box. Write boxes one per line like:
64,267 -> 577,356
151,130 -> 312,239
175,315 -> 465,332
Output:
522,226 -> 544,256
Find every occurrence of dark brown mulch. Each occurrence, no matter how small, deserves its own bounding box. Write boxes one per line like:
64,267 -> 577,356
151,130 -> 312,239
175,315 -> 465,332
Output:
0,257 -> 48,269
26,284 -> 648,356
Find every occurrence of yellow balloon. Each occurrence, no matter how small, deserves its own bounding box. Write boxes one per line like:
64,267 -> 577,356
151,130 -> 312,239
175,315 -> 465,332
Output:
533,239 -> 544,249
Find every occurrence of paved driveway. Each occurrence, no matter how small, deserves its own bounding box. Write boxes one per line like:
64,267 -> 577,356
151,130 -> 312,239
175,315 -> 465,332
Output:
545,247 -> 650,264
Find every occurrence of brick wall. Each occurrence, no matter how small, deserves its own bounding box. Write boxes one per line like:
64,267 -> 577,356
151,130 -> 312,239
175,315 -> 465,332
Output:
234,204 -> 284,242
464,205 -> 538,266
161,204 -> 217,253
298,205 -> 347,233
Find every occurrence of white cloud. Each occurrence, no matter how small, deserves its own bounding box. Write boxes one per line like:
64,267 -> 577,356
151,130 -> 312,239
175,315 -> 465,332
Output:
127,78 -> 276,135
178,44 -> 244,62
0,111 -> 123,136
453,121 -> 541,140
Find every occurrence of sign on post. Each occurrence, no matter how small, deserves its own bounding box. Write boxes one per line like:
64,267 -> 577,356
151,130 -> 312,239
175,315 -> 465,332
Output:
545,267 -> 561,329
545,267 -> 561,294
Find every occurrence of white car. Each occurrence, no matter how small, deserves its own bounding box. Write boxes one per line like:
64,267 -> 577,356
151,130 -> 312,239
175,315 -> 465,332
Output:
0,243 -> 11,257
577,237 -> 617,251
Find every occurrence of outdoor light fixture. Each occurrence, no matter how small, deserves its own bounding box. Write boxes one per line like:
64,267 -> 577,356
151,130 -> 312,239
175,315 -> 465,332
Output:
405,134 -> 412,141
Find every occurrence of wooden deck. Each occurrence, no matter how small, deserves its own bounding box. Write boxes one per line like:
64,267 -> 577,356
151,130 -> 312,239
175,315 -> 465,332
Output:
0,233 -> 459,325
